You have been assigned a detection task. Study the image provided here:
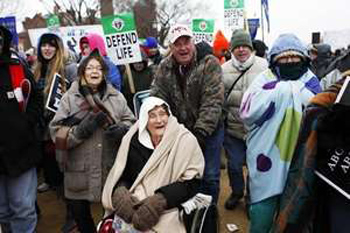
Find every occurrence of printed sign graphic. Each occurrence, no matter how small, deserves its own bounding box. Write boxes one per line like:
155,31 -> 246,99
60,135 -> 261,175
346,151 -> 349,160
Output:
101,13 -> 142,65
192,19 -> 215,44
45,73 -> 69,113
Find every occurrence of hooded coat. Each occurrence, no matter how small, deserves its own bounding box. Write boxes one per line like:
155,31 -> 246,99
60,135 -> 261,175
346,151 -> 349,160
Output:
240,34 -> 321,203
79,33 -> 122,91
0,26 -> 43,177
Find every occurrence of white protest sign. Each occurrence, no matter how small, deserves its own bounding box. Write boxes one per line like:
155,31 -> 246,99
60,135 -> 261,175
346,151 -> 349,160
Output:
45,73 -> 69,113
192,19 -> 215,44
101,13 -> 142,65
224,0 -> 245,33
28,25 -> 104,54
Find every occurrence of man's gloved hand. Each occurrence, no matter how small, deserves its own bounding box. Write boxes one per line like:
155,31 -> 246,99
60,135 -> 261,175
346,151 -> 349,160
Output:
112,186 -> 139,223
132,193 -> 167,231
193,128 -> 208,152
75,111 -> 108,139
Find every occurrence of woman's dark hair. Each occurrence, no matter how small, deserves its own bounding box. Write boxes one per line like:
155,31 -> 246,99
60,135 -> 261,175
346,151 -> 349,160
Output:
78,49 -> 109,80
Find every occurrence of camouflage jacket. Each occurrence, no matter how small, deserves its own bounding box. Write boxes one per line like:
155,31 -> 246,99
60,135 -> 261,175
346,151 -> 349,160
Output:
150,54 -> 224,136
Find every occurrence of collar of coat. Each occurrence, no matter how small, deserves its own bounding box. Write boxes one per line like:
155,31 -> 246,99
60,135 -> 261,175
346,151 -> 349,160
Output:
68,80 -> 120,102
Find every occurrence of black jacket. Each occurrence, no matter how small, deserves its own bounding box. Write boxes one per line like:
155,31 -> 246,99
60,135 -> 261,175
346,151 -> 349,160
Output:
0,26 -> 43,177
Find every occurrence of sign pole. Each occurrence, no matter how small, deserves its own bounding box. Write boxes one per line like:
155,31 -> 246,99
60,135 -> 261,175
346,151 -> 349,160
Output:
125,64 -> 135,94
261,2 -> 265,42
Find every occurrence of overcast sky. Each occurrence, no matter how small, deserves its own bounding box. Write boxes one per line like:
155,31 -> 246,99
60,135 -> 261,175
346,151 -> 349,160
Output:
3,0 -> 350,47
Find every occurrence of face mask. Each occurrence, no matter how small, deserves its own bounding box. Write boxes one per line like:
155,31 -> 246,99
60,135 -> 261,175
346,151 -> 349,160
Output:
275,61 -> 308,80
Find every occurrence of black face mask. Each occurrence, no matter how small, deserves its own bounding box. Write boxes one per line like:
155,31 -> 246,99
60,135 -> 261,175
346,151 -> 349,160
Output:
275,61 -> 308,80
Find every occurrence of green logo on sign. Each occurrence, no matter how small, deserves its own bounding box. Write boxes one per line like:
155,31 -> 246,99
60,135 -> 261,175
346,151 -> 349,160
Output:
199,21 -> 207,31
224,0 -> 244,9
112,18 -> 124,31
230,0 -> 239,7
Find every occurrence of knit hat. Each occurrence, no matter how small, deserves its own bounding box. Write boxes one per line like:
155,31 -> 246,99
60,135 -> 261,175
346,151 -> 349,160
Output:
230,29 -> 253,50
143,37 -> 158,48
168,24 -> 193,44
213,30 -> 229,58
39,33 -> 59,48
272,50 -> 306,63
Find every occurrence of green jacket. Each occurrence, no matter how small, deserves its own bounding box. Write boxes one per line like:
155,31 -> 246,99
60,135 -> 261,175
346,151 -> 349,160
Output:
150,54 -> 224,136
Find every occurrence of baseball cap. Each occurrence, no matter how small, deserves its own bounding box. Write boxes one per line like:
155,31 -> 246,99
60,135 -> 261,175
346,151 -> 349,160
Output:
168,24 -> 193,44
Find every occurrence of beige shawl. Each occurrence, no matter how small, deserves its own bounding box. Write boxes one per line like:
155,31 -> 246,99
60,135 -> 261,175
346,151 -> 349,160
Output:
102,116 -> 204,233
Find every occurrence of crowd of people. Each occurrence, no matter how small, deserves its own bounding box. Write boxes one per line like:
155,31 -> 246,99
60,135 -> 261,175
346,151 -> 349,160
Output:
0,18 -> 349,233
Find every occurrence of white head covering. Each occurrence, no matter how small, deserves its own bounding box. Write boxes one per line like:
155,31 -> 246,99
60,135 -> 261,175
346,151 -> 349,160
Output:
138,97 -> 172,149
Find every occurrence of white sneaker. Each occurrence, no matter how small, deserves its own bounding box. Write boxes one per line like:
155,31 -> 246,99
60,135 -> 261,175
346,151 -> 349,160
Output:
37,182 -> 50,193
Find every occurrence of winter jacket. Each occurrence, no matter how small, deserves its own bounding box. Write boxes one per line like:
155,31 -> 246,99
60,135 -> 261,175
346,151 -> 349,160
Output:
79,33 -> 122,90
150,53 -> 224,136
240,34 -> 321,204
49,81 -> 135,202
0,26 -> 43,177
222,54 -> 268,139
311,44 -> 334,79
273,80 -> 347,233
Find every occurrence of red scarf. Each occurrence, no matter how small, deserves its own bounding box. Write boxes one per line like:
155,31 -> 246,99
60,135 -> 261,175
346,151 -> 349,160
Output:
9,62 -> 31,112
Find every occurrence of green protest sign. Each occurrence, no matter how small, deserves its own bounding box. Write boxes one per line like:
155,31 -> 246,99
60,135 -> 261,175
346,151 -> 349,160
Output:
101,13 -> 142,65
46,14 -> 60,28
192,19 -> 215,44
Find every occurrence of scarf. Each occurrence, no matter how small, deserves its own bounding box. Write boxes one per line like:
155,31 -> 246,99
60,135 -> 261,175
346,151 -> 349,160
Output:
231,53 -> 255,72
54,82 -> 115,171
9,61 -> 31,112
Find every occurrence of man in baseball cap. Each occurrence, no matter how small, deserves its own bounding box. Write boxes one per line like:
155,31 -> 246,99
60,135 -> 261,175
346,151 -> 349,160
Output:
151,23 -> 225,208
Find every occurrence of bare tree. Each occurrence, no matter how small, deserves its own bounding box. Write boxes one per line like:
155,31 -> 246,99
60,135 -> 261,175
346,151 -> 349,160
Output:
133,0 -> 157,38
111,0 -> 211,47
40,0 -> 100,26
100,0 -> 113,16
113,0 -> 133,14
155,0 -> 211,46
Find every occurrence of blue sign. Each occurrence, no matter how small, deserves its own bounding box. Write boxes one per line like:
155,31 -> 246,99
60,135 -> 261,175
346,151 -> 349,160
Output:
0,16 -> 18,47
248,18 -> 260,40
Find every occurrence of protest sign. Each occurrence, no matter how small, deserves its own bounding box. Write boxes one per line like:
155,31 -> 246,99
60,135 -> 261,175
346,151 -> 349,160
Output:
0,16 -> 18,47
45,73 -> 69,113
192,19 -> 215,44
28,25 -> 104,55
224,0 -> 245,33
46,14 -> 60,32
101,13 -> 142,65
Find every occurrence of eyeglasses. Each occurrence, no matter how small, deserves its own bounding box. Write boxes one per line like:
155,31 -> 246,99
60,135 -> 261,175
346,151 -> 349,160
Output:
86,66 -> 103,72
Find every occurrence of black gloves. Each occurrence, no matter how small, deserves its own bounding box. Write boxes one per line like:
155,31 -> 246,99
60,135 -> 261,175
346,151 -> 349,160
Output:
75,111 -> 108,139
